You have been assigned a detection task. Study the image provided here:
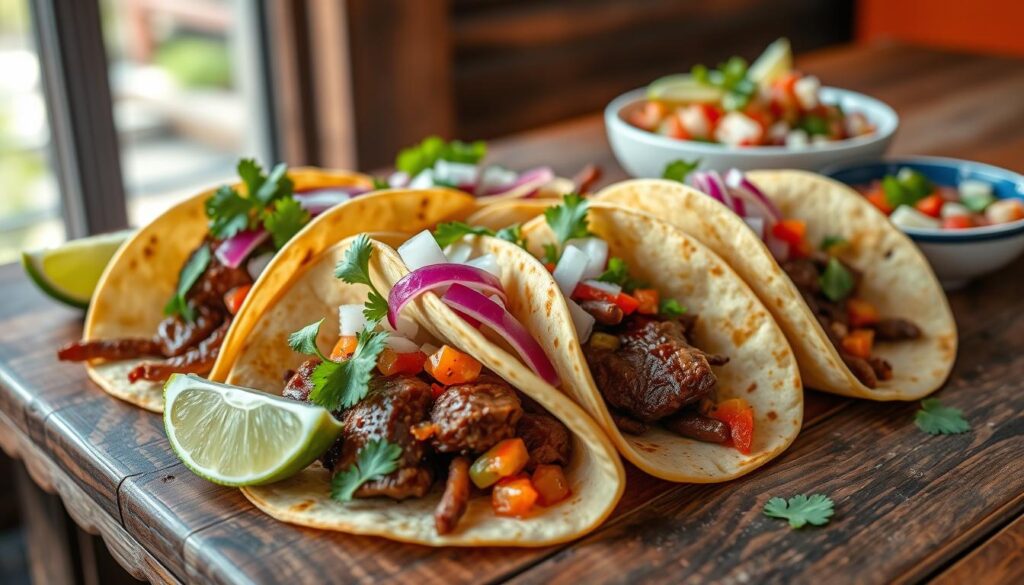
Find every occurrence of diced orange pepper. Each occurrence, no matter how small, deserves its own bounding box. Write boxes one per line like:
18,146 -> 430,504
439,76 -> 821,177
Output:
377,348 -> 427,376
410,422 -> 438,442
846,298 -> 880,328
710,398 -> 755,455
223,284 -> 251,316
572,282 -> 617,304
469,438 -> 530,489
424,345 -> 482,385
330,335 -> 359,360
771,219 -> 807,249
841,329 -> 874,359
532,465 -> 571,506
632,289 -> 660,315
544,262 -> 556,273
915,193 -> 944,218
491,474 -> 539,517
866,188 -> 893,215
942,215 -> 973,229
614,292 -> 639,315
628,101 -> 667,131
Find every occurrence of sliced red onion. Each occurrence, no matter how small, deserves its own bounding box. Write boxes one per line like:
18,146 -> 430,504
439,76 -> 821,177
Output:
692,171 -> 726,206
388,171 -> 409,188
552,246 -> 588,296
387,264 -> 507,329
441,284 -> 559,386
566,298 -> 595,344
466,253 -> 502,279
708,171 -> 744,215
565,237 -> 609,280
246,251 -> 273,280
581,279 -> 621,297
385,334 -> 421,353
481,167 -> 555,199
397,230 -> 448,270
725,168 -> 783,221
216,229 -> 269,269
338,304 -> 367,336
294,187 -> 371,215
743,217 -> 765,239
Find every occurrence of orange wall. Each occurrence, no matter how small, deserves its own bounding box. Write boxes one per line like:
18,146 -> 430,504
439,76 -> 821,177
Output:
858,0 -> 1024,57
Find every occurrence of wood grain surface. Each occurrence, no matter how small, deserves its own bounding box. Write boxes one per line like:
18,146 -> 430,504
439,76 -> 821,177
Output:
0,42 -> 1022,585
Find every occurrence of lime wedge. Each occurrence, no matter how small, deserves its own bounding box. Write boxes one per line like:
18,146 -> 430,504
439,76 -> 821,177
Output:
164,374 -> 343,487
22,229 -> 133,309
647,74 -> 723,103
748,38 -> 792,88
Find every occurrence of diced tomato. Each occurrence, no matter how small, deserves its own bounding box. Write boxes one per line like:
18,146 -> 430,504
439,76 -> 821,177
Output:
846,298 -> 880,328
424,345 -> 482,385
915,194 -> 944,218
710,398 -> 755,455
866,188 -> 893,215
701,103 -> 723,127
942,215 -> 974,229
633,288 -> 660,315
771,219 -> 809,257
628,101 -> 667,131
330,335 -> 359,360
223,285 -> 251,316
532,465 -> 571,506
431,383 -> 446,399
469,438 -> 530,489
377,348 -> 427,376
572,282 -> 617,303
545,262 -> 556,273
410,422 -> 438,442
841,328 -> 874,359
491,474 -> 539,518
660,113 -> 690,140
614,292 -> 639,316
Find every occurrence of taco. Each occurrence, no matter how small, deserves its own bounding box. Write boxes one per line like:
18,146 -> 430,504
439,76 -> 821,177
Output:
222,233 -> 624,545
389,199 -> 803,483
58,159 -> 475,412
597,169 -> 957,400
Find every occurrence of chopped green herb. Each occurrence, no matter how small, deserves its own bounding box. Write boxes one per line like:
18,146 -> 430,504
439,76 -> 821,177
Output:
819,257 -> 854,302
541,243 -> 560,265
819,235 -> 848,253
495,223 -> 528,249
334,234 -> 388,321
331,438 -> 402,501
896,168 -> 933,200
205,159 -> 302,244
763,494 -> 834,529
163,244 -> 211,323
205,186 -> 252,240
597,257 -> 646,292
311,324 -> 389,411
263,198 -> 310,249
663,159 -> 701,184
395,136 -> 487,178
659,298 -> 687,317
433,221 -> 495,249
287,318 -> 329,360
253,163 -> 294,205
544,193 -> 591,247
799,115 -> 829,136
372,176 -> 390,190
915,398 -> 970,435
692,56 -> 753,111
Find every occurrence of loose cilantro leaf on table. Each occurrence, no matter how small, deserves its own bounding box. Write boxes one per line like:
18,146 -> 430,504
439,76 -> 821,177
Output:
163,244 -> 211,323
544,193 -> 591,246
659,298 -> 687,317
763,494 -> 834,529
331,438 -> 402,501
334,234 -> 389,321
663,159 -> 700,183
396,136 -> 487,178
433,221 -> 495,248
915,398 -> 970,435
819,257 -> 854,302
263,198 -> 310,249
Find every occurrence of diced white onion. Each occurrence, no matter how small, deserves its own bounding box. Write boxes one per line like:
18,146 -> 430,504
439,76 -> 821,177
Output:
959,180 -> 993,200
246,252 -> 273,280
793,75 -> 820,110
386,335 -> 421,353
581,279 -> 621,297
941,201 -> 970,219
466,253 -> 502,279
715,112 -> 762,146
744,216 -> 765,238
678,104 -> 711,139
985,199 -> 1024,224
408,169 -> 435,189
476,165 -> 518,195
338,304 -> 367,336
565,237 -> 609,280
767,121 -> 789,144
381,313 -> 420,339
785,129 -> 809,149
489,294 -> 506,308
890,205 -> 941,229
444,242 -> 474,264
398,230 -> 448,270
552,246 -> 588,296
433,159 -> 478,186
566,298 -> 595,344
420,342 -> 439,356
387,171 -> 409,188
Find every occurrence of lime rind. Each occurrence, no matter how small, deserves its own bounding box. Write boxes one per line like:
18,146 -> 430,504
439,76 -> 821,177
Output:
748,37 -> 793,88
22,230 -> 132,309
647,74 -> 723,103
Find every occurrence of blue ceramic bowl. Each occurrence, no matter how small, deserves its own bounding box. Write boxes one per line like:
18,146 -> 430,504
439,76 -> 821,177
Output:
825,156 -> 1024,289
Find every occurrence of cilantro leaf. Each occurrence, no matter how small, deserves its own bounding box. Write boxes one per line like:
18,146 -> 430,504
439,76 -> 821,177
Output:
495,223 -> 528,249
206,159 -> 298,241
163,244 -> 211,323
763,494 -> 834,529
820,235 -> 848,253
663,159 -> 700,183
541,243 -> 560,265
544,193 -> 591,246
205,185 -> 253,239
819,257 -> 854,302
915,398 -> 970,435
287,319 -> 328,361
236,159 -> 265,199
334,234 -> 374,287
363,292 -> 389,323
263,197 -> 310,249
330,438 -> 402,501
395,136 -> 487,178
597,257 -> 647,292
372,176 -> 390,190
310,326 -> 388,411
659,298 -> 687,317
433,221 -> 495,249
253,162 -> 294,205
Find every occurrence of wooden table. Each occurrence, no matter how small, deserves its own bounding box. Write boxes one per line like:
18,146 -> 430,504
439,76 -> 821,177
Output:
2,42 -> 1023,584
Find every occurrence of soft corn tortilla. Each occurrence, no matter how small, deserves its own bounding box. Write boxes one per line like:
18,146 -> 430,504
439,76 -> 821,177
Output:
597,172 -> 957,400
229,236 -> 624,546
84,169 -> 475,412
474,177 -> 575,206
407,203 -> 803,483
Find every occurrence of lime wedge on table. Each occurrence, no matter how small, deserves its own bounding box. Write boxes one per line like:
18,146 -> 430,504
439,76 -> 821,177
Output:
647,74 -> 723,103
164,374 -> 343,487
21,229 -> 133,309
748,37 -> 793,87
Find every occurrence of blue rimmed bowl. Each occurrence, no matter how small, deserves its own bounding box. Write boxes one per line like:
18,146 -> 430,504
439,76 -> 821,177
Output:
825,156 -> 1024,289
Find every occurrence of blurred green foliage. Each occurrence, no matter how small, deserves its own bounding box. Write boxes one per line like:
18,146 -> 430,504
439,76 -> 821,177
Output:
155,36 -> 232,89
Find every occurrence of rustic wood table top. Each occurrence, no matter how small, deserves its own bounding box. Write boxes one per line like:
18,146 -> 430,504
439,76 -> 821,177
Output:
1,42 -> 1023,585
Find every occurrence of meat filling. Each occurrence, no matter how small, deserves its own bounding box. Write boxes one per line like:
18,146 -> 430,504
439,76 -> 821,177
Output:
517,412 -> 572,469
431,378 -> 522,454
434,457 -> 471,535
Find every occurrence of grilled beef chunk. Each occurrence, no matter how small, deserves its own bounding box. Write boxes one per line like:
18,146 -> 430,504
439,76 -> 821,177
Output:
579,299 -> 624,326
336,375 -> 434,499
611,411 -> 649,435
873,318 -> 921,341
156,306 -> 223,357
127,319 -> 230,382
663,411 -> 729,443
431,377 -> 522,454
283,359 -> 321,401
585,315 -> 718,422
434,457 -> 471,535
868,356 -> 893,381
186,241 -> 253,312
841,353 -> 878,388
517,412 -> 572,469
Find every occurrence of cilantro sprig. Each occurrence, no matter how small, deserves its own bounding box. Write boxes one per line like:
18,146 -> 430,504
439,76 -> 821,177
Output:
396,136 -> 487,178
819,235 -> 848,253
432,221 -> 529,250
763,494 -> 835,529
331,438 -> 402,501
915,398 -> 970,435
819,257 -> 854,302
692,56 -> 756,111
287,318 -> 388,411
334,234 -> 388,322
544,193 -> 591,246
204,158 -> 306,246
163,244 -> 211,323
597,257 -> 647,292
663,159 -> 700,183
659,298 -> 687,318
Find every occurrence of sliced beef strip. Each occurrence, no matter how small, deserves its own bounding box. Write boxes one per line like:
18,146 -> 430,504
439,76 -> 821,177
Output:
57,337 -> 165,362
336,375 -> 435,500
873,318 -> 922,341
434,456 -> 471,535
156,306 -> 224,357
517,411 -> 572,469
579,299 -> 624,326
283,358 -> 321,401
186,240 -> 253,312
431,376 -> 522,454
868,356 -> 893,381
663,410 -> 729,443
585,315 -> 718,422
841,353 -> 878,389
611,411 -> 649,435
127,319 -> 230,383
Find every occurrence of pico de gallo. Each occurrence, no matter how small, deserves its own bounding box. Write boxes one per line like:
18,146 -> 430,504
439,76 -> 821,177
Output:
855,168 -> 1024,231
624,38 -> 875,148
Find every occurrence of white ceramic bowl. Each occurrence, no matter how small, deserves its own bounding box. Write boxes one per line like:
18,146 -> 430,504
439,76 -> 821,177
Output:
605,86 -> 899,176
